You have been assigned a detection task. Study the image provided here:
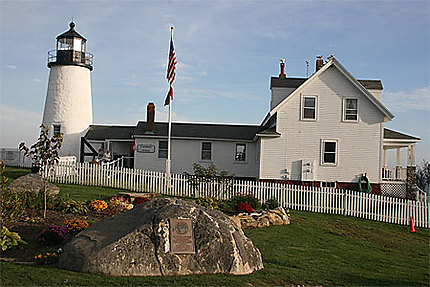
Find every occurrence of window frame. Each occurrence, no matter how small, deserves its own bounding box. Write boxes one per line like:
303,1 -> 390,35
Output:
301,95 -> 318,121
235,143 -> 247,162
321,139 -> 338,166
201,141 -> 212,161
158,140 -> 168,159
321,181 -> 337,188
53,124 -> 61,136
343,98 -> 359,122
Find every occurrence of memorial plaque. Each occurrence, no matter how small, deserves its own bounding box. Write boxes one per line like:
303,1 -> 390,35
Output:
169,218 -> 195,254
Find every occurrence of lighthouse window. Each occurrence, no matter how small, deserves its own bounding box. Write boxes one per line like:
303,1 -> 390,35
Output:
58,38 -> 73,50
53,124 -> 61,136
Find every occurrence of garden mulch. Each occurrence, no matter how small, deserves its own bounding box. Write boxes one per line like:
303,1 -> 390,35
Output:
1,209 -> 112,264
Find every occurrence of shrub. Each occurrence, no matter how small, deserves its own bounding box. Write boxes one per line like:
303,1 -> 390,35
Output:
34,252 -> 60,265
1,226 -> 27,251
89,199 -> 108,211
63,219 -> 90,234
235,202 -> 255,213
227,192 -> 261,210
133,197 -> 149,206
196,197 -> 220,210
263,198 -> 280,210
60,199 -> 88,215
1,188 -> 26,228
38,225 -> 68,245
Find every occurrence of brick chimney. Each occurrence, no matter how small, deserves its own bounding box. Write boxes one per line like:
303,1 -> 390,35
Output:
279,59 -> 286,78
145,102 -> 155,133
315,55 -> 324,72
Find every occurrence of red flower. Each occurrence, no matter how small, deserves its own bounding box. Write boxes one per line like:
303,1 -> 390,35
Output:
235,202 -> 254,213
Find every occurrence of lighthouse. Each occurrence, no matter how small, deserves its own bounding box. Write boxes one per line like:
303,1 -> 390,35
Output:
42,22 -> 93,158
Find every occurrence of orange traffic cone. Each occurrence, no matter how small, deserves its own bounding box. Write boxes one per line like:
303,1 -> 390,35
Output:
409,216 -> 417,233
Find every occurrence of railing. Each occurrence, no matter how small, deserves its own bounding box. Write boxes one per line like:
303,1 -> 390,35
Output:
382,167 -> 407,181
48,50 -> 94,67
44,163 -> 430,228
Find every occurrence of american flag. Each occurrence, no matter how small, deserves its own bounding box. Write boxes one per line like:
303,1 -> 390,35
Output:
165,29 -> 177,106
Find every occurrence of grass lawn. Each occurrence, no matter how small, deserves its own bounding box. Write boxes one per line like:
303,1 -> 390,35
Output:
1,167 -> 429,286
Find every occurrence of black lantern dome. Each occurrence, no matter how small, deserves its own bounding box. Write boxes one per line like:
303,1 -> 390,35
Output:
48,22 -> 93,70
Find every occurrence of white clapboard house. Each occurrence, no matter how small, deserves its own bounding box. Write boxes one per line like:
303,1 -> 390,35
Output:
81,56 -> 420,194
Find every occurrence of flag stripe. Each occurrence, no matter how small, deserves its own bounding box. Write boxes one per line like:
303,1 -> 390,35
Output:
165,34 -> 177,106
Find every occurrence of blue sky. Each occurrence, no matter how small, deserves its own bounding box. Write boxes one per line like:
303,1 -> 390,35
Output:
1,0 -> 429,165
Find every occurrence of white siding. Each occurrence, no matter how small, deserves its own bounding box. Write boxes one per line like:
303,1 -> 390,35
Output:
134,138 -> 258,178
260,66 -> 385,183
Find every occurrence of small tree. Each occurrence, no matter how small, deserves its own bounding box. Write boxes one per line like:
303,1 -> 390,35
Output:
416,160 -> 430,192
184,163 -> 235,196
19,125 -> 63,218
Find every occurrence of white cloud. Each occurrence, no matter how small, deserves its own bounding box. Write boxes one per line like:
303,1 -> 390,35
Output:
383,87 -> 430,112
32,78 -> 42,83
6,65 -> 16,70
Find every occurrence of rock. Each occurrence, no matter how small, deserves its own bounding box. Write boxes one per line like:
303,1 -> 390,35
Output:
230,207 -> 291,229
266,211 -> 284,226
230,216 -> 242,229
8,173 -> 60,195
59,198 -> 263,276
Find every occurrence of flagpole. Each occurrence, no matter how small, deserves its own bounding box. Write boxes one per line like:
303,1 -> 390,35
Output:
166,27 -> 174,186
166,89 -> 172,184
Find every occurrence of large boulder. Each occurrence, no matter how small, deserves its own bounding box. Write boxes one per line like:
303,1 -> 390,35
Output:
59,197 -> 263,276
8,173 -> 60,195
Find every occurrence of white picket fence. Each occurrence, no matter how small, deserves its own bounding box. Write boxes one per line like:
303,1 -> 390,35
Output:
44,163 -> 430,228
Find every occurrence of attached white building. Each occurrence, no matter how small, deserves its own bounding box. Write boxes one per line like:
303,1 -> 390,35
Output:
81,56 -> 420,194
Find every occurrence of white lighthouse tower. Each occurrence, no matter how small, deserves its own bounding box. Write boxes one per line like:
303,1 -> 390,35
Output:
42,22 -> 93,158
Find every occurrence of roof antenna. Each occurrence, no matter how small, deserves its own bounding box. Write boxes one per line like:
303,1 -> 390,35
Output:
306,60 -> 310,78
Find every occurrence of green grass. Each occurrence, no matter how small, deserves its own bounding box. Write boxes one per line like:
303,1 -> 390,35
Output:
2,166 -> 31,183
2,167 -> 429,286
55,183 -> 129,202
2,211 -> 428,286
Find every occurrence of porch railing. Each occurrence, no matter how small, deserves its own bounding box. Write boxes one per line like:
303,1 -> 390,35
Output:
382,167 -> 407,181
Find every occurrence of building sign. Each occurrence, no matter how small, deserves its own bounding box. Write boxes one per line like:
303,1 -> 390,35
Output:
169,218 -> 195,254
136,144 -> 155,153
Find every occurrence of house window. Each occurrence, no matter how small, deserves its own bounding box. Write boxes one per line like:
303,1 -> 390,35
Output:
235,143 -> 246,162
158,141 -> 167,158
301,96 -> 317,120
321,140 -> 337,165
201,142 -> 212,160
53,124 -> 61,136
321,181 -> 336,188
344,99 -> 358,121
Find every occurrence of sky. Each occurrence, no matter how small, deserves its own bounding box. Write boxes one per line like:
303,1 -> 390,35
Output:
0,0 -> 429,166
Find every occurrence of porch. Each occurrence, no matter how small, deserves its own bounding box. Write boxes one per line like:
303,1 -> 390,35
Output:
382,128 -> 420,182
381,128 -> 421,199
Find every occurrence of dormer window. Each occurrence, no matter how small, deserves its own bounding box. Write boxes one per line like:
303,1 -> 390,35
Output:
301,95 -> 317,120
343,98 -> 358,122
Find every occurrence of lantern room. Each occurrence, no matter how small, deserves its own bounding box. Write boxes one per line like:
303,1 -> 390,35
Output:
48,22 -> 93,70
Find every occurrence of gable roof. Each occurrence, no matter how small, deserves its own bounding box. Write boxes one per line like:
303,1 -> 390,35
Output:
134,122 -> 261,141
384,128 -> 420,141
264,57 -> 394,125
